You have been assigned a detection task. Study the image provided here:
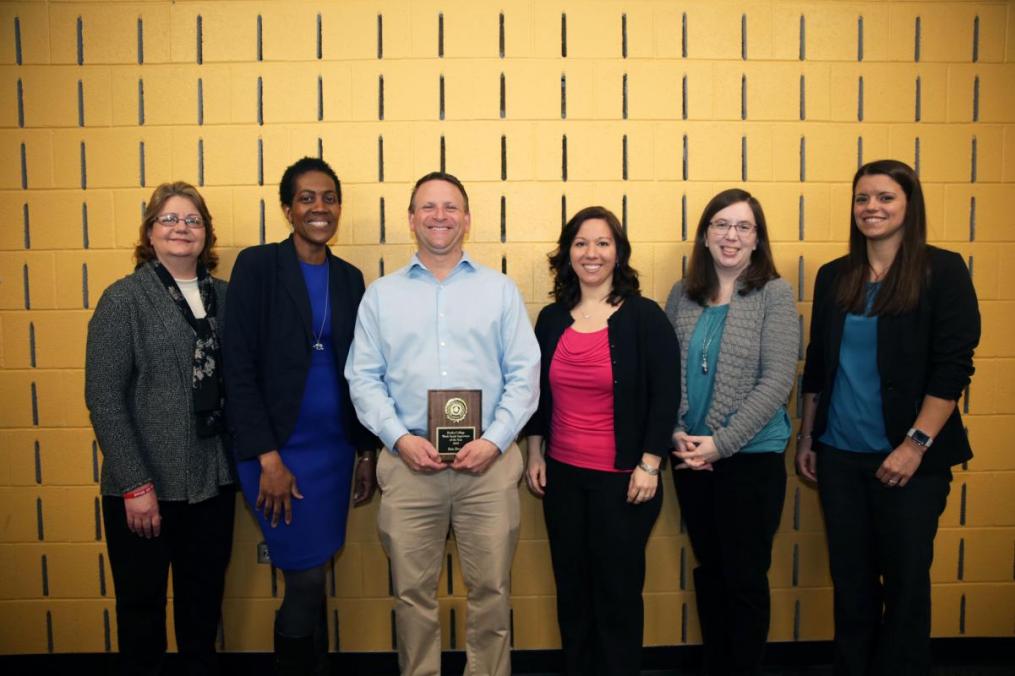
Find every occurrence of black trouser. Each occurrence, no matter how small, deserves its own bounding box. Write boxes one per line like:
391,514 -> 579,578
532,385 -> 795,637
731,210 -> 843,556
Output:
102,489 -> 235,676
817,447 -> 950,676
672,452 -> 786,676
543,457 -> 662,676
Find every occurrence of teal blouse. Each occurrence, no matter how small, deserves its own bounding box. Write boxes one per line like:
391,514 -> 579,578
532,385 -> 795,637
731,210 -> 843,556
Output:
683,305 -> 791,453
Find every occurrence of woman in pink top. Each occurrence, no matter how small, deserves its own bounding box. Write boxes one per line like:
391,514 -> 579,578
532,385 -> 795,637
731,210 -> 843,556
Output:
524,206 -> 680,676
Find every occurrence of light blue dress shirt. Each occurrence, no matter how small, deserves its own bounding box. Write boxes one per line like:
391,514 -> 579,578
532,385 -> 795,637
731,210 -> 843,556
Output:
345,252 -> 540,453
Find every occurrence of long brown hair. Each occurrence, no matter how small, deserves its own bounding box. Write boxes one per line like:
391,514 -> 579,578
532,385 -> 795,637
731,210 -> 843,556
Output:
684,188 -> 779,305
836,159 -> 927,316
133,182 -> 218,272
548,206 -> 640,309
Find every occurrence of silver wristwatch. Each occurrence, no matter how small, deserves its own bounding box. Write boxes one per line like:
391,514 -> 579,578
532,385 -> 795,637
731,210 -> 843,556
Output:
906,427 -> 933,449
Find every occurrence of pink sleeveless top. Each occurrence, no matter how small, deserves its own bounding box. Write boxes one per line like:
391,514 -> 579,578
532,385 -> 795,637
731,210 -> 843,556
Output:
548,327 -> 624,472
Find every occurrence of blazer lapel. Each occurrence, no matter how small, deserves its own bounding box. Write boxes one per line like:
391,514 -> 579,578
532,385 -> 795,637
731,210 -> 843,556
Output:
326,251 -> 349,353
137,265 -> 194,386
278,237 -> 314,342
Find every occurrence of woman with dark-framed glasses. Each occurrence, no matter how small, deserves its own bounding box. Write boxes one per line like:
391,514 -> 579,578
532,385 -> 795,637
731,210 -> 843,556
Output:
664,188 -> 799,675
86,182 -> 235,675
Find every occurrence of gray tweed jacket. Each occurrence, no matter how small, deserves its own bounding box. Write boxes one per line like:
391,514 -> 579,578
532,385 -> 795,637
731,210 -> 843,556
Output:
665,278 -> 800,458
85,263 -> 235,502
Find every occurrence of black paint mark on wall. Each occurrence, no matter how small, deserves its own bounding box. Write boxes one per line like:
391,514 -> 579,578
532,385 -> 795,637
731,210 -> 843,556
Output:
197,138 -> 205,186
561,135 -> 568,181
197,15 -> 204,64
197,78 -> 204,125
560,74 -> 566,119
138,79 -> 145,125
438,13 -> 444,57
14,16 -> 22,65
17,79 -> 24,127
80,141 -> 87,189
500,73 -> 506,118
561,13 -> 567,57
857,16 -> 864,62
799,75 -> 805,120
914,17 -> 921,62
257,76 -> 263,125
799,15 -> 806,60
257,138 -> 264,186
621,14 -> 627,58
316,13 -> 323,60
256,15 -> 263,61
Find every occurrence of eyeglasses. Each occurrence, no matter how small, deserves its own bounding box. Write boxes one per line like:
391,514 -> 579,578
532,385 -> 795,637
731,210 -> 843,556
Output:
155,213 -> 204,229
708,220 -> 756,235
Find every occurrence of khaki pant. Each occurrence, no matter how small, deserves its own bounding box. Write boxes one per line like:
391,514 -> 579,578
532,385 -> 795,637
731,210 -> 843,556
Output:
376,444 -> 523,676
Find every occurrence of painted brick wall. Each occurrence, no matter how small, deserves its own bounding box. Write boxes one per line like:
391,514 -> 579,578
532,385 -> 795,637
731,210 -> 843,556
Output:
1,0 -> 1012,654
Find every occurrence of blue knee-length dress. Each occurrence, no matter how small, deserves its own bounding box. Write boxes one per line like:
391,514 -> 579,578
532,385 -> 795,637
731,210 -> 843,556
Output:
237,260 -> 355,571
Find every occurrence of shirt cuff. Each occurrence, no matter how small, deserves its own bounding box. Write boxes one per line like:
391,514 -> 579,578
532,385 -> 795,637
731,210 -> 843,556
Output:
380,420 -> 411,454
481,423 -> 512,454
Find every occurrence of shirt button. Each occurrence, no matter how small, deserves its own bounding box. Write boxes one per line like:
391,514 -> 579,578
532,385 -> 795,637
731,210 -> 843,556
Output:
442,371 -> 447,376
440,341 -> 446,347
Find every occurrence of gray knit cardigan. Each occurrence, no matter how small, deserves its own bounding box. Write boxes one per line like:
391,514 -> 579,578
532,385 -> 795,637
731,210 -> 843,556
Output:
85,264 -> 235,502
664,278 -> 800,458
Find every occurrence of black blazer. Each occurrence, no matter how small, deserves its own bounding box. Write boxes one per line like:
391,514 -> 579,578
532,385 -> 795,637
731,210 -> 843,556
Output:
802,246 -> 980,473
223,237 -> 378,461
523,295 -> 681,470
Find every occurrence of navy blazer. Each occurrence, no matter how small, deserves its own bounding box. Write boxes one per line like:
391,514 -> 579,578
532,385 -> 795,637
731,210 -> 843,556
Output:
802,246 -> 980,473
223,236 -> 378,461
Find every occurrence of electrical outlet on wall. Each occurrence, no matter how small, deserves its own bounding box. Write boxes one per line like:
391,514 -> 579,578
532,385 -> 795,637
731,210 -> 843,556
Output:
257,541 -> 271,565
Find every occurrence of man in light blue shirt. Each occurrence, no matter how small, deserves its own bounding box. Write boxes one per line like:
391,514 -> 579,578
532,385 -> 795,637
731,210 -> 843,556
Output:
346,171 -> 539,676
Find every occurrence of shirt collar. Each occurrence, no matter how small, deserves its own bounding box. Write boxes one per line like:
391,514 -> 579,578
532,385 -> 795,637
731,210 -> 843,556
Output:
406,251 -> 476,280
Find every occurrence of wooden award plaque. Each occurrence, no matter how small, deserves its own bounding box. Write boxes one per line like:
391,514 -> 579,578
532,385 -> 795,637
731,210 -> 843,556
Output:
427,389 -> 482,462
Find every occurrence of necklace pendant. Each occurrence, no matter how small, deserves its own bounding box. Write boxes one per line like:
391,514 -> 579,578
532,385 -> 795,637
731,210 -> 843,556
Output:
701,354 -> 709,374
312,341 -> 325,351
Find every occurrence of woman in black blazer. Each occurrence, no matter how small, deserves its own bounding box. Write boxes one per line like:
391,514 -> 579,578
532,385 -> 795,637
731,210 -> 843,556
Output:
796,160 -> 980,675
223,157 -> 378,674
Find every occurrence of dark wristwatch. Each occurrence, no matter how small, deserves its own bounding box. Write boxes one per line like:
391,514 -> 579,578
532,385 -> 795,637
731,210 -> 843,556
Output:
906,427 -> 933,449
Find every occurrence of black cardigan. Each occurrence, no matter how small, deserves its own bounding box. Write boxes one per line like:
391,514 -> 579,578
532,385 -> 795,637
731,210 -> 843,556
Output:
223,237 -> 378,461
523,295 -> 681,470
801,246 -> 980,473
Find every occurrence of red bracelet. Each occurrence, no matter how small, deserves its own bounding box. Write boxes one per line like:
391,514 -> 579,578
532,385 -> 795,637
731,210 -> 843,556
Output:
123,483 -> 154,499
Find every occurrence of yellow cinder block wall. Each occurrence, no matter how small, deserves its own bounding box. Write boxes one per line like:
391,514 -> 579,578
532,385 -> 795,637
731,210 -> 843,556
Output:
1,0 -> 1012,655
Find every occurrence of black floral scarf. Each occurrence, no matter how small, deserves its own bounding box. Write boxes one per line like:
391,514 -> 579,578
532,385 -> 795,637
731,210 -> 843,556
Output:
150,260 -> 225,438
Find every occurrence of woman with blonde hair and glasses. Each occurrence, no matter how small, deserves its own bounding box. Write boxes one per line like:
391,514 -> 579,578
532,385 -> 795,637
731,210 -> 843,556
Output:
665,188 -> 799,676
86,182 -> 235,675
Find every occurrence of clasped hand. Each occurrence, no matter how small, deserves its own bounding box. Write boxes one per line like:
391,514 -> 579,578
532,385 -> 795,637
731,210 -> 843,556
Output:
672,431 -> 719,471
395,434 -> 500,474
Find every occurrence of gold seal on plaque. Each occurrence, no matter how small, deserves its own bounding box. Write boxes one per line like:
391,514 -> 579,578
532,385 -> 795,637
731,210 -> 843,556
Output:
445,397 -> 468,423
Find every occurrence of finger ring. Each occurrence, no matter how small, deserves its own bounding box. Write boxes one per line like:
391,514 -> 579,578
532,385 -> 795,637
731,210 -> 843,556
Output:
889,480 -> 898,486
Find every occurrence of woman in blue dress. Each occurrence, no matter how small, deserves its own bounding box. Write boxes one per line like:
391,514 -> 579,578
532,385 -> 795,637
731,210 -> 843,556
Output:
224,157 -> 378,674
